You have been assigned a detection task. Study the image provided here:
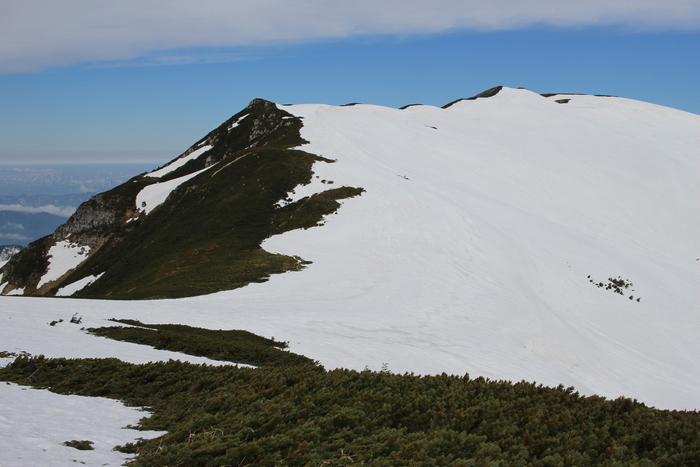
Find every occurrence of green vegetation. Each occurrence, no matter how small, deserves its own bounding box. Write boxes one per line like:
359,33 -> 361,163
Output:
89,320 -> 317,368
63,440 -> 94,450
1,355 -> 698,466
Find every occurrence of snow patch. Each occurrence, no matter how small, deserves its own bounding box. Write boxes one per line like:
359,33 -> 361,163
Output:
136,165 -> 213,216
144,145 -> 213,179
227,113 -> 248,131
275,175 -> 333,208
37,241 -> 91,289
56,272 -> 105,297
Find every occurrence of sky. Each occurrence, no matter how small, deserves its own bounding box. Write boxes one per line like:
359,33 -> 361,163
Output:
0,0 -> 698,165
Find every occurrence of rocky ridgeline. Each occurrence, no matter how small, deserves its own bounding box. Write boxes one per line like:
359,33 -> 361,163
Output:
53,193 -> 124,246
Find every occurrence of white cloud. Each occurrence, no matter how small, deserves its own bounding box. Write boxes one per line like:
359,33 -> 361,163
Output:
0,233 -> 30,241
0,204 -> 76,217
1,0 -> 698,74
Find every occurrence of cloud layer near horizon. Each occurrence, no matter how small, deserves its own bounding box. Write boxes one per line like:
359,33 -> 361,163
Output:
3,0 -> 699,74
0,204 -> 76,217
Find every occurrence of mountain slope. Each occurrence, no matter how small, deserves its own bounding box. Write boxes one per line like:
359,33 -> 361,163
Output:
0,99 -> 363,298
0,87 -> 698,409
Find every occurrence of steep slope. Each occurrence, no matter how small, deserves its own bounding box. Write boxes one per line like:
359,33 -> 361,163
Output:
0,99 -> 363,299
0,87 -> 698,409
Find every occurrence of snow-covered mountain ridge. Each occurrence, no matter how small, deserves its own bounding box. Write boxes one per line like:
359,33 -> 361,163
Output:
1,87 -> 698,411
0,244 -> 22,267
262,87 -> 699,409
0,97 -> 362,298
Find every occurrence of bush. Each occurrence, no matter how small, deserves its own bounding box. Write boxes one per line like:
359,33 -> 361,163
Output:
63,440 -> 94,450
1,356 -> 698,466
88,320 -> 317,368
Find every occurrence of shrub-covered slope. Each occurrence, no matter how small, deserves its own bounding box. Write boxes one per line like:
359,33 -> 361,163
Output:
88,319 -> 318,367
2,356 -> 698,466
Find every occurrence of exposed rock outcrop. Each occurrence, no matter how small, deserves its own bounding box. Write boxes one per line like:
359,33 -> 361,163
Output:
53,193 -> 122,246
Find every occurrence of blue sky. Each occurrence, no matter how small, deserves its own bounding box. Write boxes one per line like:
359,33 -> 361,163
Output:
1,1 -> 698,165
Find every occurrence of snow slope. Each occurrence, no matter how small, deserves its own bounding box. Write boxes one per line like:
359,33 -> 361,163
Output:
135,165 -> 213,216
258,89 -> 699,409
144,144 -> 212,179
37,240 -> 91,288
1,88 -> 698,464
55,272 -> 104,296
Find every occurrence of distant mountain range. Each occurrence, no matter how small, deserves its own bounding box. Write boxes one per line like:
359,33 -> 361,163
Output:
0,169 -> 159,247
1,87 -> 698,409
0,245 -> 22,268
0,193 -> 94,247
0,168 -> 163,273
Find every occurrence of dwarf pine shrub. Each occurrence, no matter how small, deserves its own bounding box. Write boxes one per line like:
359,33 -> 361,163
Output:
1,356 -> 698,466
88,320 -> 317,368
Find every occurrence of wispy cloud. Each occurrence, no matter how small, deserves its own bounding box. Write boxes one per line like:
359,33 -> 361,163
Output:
0,233 -> 30,241
0,204 -> 76,217
2,0 -> 698,74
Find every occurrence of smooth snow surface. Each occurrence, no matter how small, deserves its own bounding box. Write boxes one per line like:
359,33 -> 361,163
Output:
144,144 -> 212,178
0,382 -> 165,467
136,165 -> 213,215
37,241 -> 90,289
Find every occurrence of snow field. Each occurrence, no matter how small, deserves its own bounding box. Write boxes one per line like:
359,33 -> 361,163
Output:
263,89 -> 699,408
